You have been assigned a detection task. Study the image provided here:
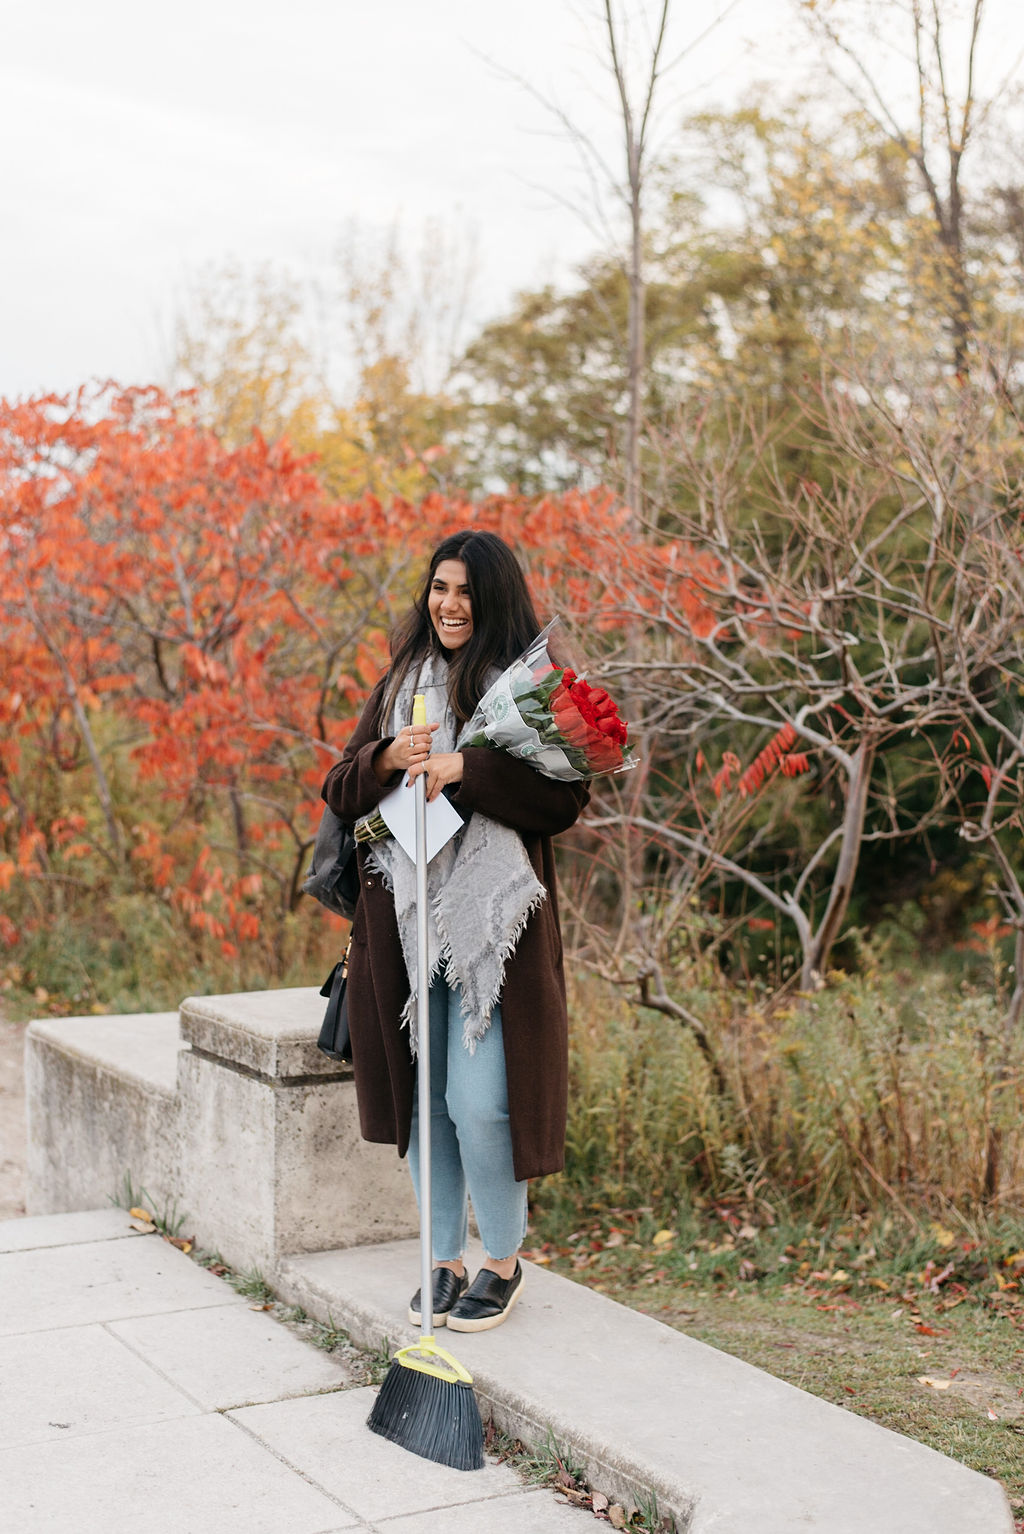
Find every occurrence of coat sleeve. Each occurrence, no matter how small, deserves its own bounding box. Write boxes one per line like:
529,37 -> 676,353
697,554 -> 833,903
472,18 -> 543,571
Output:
321,676 -> 399,823
450,746 -> 589,837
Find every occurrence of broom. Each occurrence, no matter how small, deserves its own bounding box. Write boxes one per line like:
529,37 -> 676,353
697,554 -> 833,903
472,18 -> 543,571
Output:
367,692 -> 485,1471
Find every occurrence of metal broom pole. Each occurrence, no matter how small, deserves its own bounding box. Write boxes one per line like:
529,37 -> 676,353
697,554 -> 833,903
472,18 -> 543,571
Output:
366,693 -> 483,1470
412,691 -> 434,1343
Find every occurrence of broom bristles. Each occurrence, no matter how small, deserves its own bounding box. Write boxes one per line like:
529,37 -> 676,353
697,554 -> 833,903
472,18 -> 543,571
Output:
367,1356 -> 485,1471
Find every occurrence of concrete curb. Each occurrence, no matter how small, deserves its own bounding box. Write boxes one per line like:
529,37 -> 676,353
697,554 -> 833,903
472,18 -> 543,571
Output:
275,1239 -> 1014,1534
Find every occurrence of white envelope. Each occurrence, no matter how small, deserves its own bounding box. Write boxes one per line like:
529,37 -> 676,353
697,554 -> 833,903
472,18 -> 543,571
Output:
376,780 -> 464,863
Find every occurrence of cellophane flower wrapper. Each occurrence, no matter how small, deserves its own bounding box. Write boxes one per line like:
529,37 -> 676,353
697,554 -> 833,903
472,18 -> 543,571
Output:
457,617 -> 638,782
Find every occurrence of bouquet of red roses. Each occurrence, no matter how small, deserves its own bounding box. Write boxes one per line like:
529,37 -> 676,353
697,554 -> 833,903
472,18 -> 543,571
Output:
458,618 -> 636,781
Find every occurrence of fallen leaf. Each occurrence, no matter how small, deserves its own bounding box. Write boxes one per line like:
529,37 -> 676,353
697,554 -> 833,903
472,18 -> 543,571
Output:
608,1506 -> 628,1529
129,1218 -> 156,1234
652,1230 -> 675,1247
918,1376 -> 952,1390
249,1303 -> 272,1312
129,1206 -> 153,1222
988,1408 -> 1000,1421
592,1492 -> 610,1513
930,1223 -> 956,1249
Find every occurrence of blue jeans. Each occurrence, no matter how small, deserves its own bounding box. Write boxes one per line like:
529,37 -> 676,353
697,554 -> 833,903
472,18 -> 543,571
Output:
407,978 -> 528,1263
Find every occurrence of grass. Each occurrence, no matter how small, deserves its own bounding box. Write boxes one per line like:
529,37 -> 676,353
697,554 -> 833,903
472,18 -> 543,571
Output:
226,1267 -> 275,1304
109,1171 -> 187,1239
551,961 -> 1024,1223
525,1203 -> 1024,1514
0,887 -> 339,1025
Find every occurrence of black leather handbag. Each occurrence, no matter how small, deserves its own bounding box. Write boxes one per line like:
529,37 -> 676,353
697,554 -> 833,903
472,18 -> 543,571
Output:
317,938 -> 353,1063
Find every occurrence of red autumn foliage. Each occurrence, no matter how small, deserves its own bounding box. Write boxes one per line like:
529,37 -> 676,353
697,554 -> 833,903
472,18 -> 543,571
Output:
738,722 -> 801,796
0,386 -> 738,989
0,385 -> 822,998
711,751 -> 743,798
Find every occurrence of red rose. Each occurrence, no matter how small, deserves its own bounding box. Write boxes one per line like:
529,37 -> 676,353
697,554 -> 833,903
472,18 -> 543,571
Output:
550,683 -> 592,747
550,673 -> 626,770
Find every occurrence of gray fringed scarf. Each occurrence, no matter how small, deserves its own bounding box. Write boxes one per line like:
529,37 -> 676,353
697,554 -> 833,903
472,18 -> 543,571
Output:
367,651 -> 546,1053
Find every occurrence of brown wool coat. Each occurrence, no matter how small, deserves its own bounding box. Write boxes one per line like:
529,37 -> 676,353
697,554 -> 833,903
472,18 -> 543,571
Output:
322,675 -> 588,1181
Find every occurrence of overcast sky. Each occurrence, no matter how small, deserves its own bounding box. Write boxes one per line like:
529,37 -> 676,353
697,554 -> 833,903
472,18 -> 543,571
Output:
2,0 -> 1019,401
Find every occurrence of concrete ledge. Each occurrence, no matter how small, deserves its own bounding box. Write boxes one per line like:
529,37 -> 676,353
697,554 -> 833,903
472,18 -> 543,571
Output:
28,1012 -> 180,1095
25,1014 -> 181,1217
26,990 -> 418,1273
179,986 -> 346,1080
275,1238 -> 1013,1534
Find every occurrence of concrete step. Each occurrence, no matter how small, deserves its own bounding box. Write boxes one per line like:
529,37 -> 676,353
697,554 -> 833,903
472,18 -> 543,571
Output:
25,1013 -> 182,1220
276,1238 -> 1013,1534
28,1011 -> 181,1093
25,997 -> 417,1268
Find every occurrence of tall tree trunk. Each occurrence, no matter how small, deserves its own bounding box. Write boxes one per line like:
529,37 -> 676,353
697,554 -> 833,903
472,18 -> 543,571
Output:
604,0 -> 669,522
981,847 -> 1024,1202
625,135 -> 644,516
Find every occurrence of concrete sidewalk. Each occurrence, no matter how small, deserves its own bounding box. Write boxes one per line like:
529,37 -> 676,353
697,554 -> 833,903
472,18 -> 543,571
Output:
0,1209 -> 588,1534
1,1209 -> 1014,1534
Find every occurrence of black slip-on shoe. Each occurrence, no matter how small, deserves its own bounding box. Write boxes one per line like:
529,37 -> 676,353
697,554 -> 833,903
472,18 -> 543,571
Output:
408,1267 -> 469,1328
447,1261 -> 524,1333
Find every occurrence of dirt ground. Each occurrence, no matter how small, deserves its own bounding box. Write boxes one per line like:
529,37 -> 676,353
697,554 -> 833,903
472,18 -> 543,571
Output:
0,1007 -> 27,1220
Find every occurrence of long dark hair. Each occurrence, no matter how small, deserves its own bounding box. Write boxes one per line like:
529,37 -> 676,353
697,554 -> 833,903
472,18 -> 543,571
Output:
378,530 -> 542,728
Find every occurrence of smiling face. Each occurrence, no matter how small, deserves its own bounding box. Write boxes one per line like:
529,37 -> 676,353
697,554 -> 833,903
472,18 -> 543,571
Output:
428,558 -> 473,650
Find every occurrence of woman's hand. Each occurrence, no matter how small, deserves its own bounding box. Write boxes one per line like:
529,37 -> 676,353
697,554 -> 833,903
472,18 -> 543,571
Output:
374,722 -> 439,785
408,750 -> 464,802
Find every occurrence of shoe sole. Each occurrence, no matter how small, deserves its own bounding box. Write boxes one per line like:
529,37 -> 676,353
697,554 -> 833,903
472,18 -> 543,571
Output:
407,1308 -> 451,1328
447,1274 -> 524,1333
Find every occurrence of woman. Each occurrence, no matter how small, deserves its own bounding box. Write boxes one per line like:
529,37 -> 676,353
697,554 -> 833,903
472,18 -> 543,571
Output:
321,530 -> 587,1332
